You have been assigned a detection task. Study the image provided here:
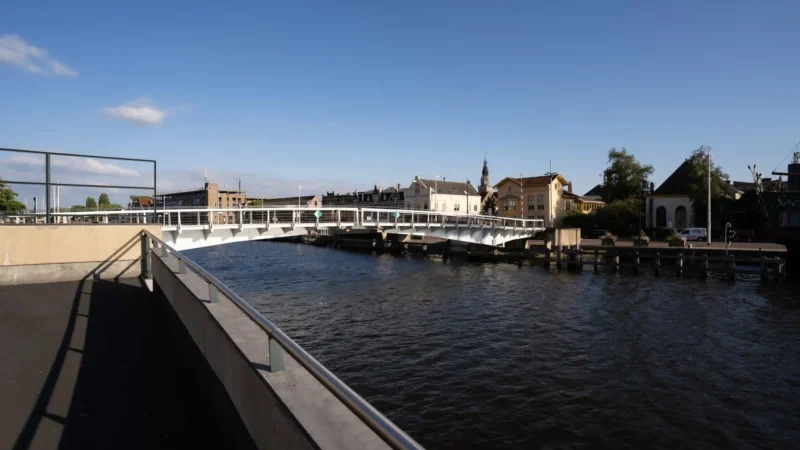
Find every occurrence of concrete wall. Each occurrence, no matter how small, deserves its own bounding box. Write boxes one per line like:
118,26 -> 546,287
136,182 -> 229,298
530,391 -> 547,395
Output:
151,253 -> 394,450
0,225 -> 161,285
546,228 -> 581,249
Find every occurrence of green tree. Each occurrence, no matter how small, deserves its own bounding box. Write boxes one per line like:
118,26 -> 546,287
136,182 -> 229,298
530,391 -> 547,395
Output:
0,177 -> 25,212
98,193 -> 110,206
601,148 -> 654,203
481,195 -> 498,215
85,197 -> 97,209
686,146 -> 729,228
249,198 -> 263,207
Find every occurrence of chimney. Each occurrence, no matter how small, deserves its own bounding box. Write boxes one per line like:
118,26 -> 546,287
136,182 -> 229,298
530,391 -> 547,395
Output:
567,182 -> 573,193
397,183 -> 401,190
649,182 -> 654,194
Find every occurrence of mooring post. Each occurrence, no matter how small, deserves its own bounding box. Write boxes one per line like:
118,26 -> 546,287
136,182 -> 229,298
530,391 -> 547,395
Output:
677,252 -> 684,277
727,255 -> 736,281
555,246 -> 562,271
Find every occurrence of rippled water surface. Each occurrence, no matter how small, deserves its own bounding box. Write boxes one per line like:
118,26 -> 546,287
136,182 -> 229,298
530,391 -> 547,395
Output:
186,241 -> 800,449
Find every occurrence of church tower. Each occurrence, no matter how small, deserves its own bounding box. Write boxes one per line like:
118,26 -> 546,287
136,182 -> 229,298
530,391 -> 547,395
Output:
479,157 -> 490,199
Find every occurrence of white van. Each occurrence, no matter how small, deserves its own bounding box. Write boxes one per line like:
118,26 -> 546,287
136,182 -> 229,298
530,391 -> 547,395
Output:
678,228 -> 707,241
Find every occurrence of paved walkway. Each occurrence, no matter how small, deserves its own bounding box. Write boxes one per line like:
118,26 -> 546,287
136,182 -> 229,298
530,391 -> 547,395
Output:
0,278 -> 231,450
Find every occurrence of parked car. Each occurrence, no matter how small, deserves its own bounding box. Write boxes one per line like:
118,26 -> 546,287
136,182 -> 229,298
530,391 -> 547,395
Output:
678,228 -> 707,241
585,229 -> 611,239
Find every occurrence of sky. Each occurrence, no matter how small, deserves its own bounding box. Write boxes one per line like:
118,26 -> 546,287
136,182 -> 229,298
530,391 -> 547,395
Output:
2,0 -> 799,207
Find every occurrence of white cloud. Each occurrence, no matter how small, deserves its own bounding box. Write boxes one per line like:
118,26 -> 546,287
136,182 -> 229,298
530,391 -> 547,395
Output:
0,34 -> 77,77
8,153 -> 141,177
103,98 -> 168,126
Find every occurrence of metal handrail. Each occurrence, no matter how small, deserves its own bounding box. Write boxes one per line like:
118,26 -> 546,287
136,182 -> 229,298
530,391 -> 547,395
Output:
142,230 -> 424,450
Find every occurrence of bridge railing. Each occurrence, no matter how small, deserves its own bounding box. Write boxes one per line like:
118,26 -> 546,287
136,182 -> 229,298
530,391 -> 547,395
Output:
1,207 -> 544,230
141,230 -> 423,449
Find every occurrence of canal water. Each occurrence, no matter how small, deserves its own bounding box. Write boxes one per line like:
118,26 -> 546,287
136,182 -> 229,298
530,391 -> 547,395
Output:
185,241 -> 799,450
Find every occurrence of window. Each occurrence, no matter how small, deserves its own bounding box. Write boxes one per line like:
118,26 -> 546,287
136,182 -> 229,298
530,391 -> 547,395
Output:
503,200 -> 509,210
415,184 -> 420,195
406,202 -> 411,209
537,194 -> 544,210
414,202 -> 420,210
473,204 -> 477,212
656,206 -> 666,228
508,185 -> 512,192
527,195 -> 535,211
454,202 -> 460,211
565,200 -> 572,211
509,199 -> 517,210
424,203 -> 428,209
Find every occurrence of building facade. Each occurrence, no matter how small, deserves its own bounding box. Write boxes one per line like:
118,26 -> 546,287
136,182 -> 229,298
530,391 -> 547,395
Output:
494,174 -> 570,226
403,177 -> 481,213
249,195 -> 321,208
322,185 -> 404,208
158,182 -> 246,208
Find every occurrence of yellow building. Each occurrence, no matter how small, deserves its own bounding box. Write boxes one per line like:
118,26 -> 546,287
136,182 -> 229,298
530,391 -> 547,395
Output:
494,174 -> 603,226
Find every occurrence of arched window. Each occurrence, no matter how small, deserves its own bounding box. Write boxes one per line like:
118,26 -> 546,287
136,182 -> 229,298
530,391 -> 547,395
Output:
675,205 -> 687,229
656,206 -> 667,228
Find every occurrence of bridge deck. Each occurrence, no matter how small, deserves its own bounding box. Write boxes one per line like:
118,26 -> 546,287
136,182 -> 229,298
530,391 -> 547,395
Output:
0,278 -> 241,450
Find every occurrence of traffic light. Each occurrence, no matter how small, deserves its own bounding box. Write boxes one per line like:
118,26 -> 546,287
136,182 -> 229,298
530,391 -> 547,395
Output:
726,227 -> 736,244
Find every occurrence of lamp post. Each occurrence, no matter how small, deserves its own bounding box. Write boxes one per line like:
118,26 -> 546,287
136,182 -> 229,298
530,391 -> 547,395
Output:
702,145 -> 712,246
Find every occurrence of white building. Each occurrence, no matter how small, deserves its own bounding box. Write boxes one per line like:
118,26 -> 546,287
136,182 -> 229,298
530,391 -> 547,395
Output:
646,159 -> 741,229
403,177 -> 481,214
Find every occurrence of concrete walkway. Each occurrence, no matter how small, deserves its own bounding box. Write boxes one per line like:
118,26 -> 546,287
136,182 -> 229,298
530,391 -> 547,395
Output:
0,278 -> 233,450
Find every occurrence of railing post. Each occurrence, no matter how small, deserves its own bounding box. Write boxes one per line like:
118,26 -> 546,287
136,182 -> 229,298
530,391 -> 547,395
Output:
208,283 -> 220,304
141,233 -> 152,279
268,336 -> 285,372
45,153 -> 51,224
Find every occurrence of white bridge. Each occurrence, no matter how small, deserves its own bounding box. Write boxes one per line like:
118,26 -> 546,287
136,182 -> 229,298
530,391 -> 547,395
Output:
4,207 -> 544,251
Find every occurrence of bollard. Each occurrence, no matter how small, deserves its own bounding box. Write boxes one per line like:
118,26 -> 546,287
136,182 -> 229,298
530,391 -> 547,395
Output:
677,252 -> 684,277
653,252 -> 660,276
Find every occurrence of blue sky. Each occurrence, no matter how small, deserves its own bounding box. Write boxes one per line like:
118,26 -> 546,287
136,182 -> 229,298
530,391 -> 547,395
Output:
2,0 -> 799,205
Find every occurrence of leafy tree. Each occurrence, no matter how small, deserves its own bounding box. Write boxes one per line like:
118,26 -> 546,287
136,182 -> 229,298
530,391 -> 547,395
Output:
481,195 -> 498,215
601,148 -> 654,203
98,193 -> 110,206
70,205 -> 87,212
249,199 -> 263,207
0,177 -> 25,212
686,146 -> 729,228
85,197 -> 97,208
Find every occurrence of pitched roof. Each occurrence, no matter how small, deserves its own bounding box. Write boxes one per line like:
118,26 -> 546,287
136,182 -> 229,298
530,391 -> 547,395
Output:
721,182 -> 742,199
562,190 -> 605,203
584,184 -> 603,196
256,195 -> 317,206
417,179 -> 479,195
653,160 -> 692,195
493,174 -> 567,188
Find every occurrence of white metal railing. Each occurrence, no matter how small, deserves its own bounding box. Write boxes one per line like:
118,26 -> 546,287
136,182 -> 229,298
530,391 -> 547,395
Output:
1,207 -> 545,231
141,231 -> 424,449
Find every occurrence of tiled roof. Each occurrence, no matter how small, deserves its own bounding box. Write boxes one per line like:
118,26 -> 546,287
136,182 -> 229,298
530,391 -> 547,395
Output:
417,179 -> 479,195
